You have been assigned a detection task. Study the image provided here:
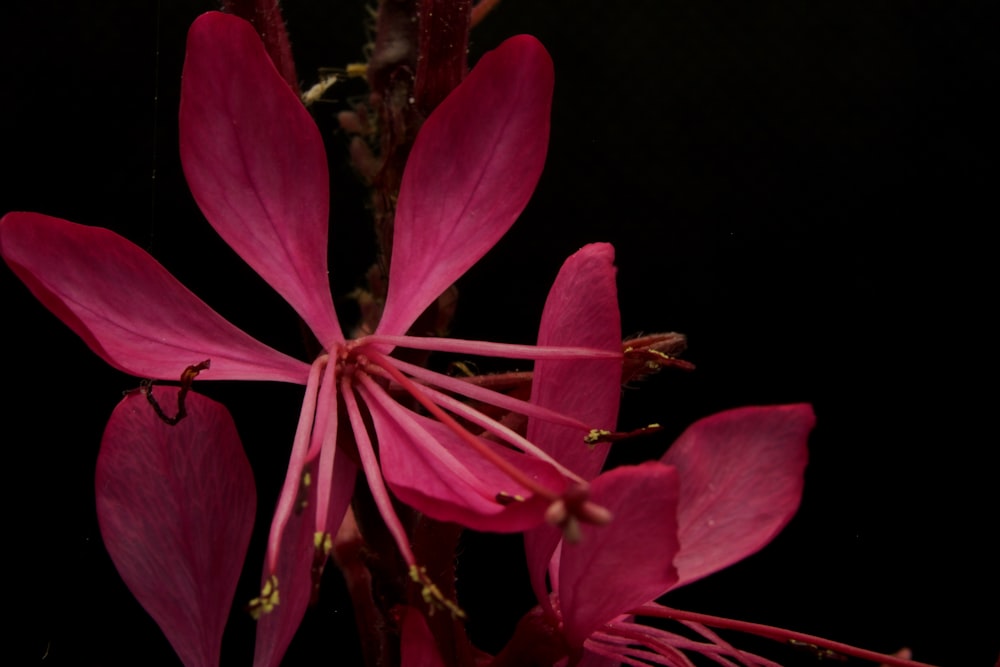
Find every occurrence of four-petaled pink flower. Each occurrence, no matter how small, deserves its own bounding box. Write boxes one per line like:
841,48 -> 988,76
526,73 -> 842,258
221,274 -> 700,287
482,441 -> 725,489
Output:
1,11 -> 622,667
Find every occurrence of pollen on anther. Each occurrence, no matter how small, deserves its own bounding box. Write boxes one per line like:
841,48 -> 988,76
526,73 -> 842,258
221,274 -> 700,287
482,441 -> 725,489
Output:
584,429 -> 612,445
314,531 -> 334,555
248,574 -> 280,620
408,565 -> 466,619
495,491 -> 526,505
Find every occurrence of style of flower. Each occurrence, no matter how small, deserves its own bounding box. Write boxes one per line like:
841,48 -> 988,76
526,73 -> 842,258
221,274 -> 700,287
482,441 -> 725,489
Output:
493,404 -> 817,667
1,12 -> 621,666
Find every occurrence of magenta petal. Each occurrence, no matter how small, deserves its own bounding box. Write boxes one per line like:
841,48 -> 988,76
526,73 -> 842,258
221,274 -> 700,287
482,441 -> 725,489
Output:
528,242 -> 622,479
96,388 -> 255,667
377,35 -> 555,335
558,463 -> 681,648
253,451 -> 356,667
660,404 -> 815,588
1,212 -> 308,382
525,243 -> 622,607
363,387 -> 566,532
180,12 -> 342,345
523,521 -> 562,615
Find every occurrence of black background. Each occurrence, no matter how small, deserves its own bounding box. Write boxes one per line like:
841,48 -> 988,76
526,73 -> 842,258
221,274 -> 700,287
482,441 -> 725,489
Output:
3,2 -> 996,665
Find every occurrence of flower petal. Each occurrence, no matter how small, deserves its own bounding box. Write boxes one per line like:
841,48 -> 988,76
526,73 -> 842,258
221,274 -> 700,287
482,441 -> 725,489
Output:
525,243 -> 623,607
96,388 -> 255,667
558,463 -> 681,648
524,523 -> 562,616
253,450 -> 357,667
660,404 -> 814,588
529,243 -> 622,479
362,383 -> 566,532
0,212 -> 308,382
377,35 -> 554,335
180,12 -> 342,345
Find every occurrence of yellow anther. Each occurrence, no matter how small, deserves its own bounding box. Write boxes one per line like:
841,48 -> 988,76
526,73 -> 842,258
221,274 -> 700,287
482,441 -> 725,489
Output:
295,470 -> 313,515
495,491 -> 526,505
585,425 -> 662,445
447,360 -> 478,377
408,565 -> 466,619
584,429 -> 612,445
345,62 -> 368,78
622,336 -> 695,384
248,575 -> 280,620
313,531 -> 333,556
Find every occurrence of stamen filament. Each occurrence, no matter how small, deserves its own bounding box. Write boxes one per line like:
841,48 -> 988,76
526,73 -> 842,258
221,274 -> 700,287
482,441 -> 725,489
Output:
357,375 -> 497,489
676,620 -> 767,666
313,370 -> 340,534
398,378 -> 586,484
605,620 -> 779,667
265,355 -> 327,573
592,625 -> 699,666
363,348 -> 561,500
387,356 -> 595,433
595,628 -> 735,667
340,376 -> 417,565
633,604 -> 939,667
364,333 -> 622,360
583,639 -> 686,667
305,356 -> 337,463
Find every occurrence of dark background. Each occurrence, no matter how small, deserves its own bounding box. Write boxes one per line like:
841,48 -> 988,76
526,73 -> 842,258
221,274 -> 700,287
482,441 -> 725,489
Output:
3,1 -> 995,665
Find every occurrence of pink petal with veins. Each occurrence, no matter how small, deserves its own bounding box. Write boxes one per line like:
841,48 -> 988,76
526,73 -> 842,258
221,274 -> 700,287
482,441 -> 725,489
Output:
528,243 -> 622,478
377,34 -> 554,335
180,12 -> 342,345
661,404 -> 814,588
558,463 -> 681,648
0,212 -> 308,382
525,242 -> 623,608
96,389 -> 255,667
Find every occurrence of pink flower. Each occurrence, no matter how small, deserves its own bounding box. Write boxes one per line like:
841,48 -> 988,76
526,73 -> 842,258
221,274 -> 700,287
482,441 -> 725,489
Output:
1,11 -> 620,666
498,405 -> 815,666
